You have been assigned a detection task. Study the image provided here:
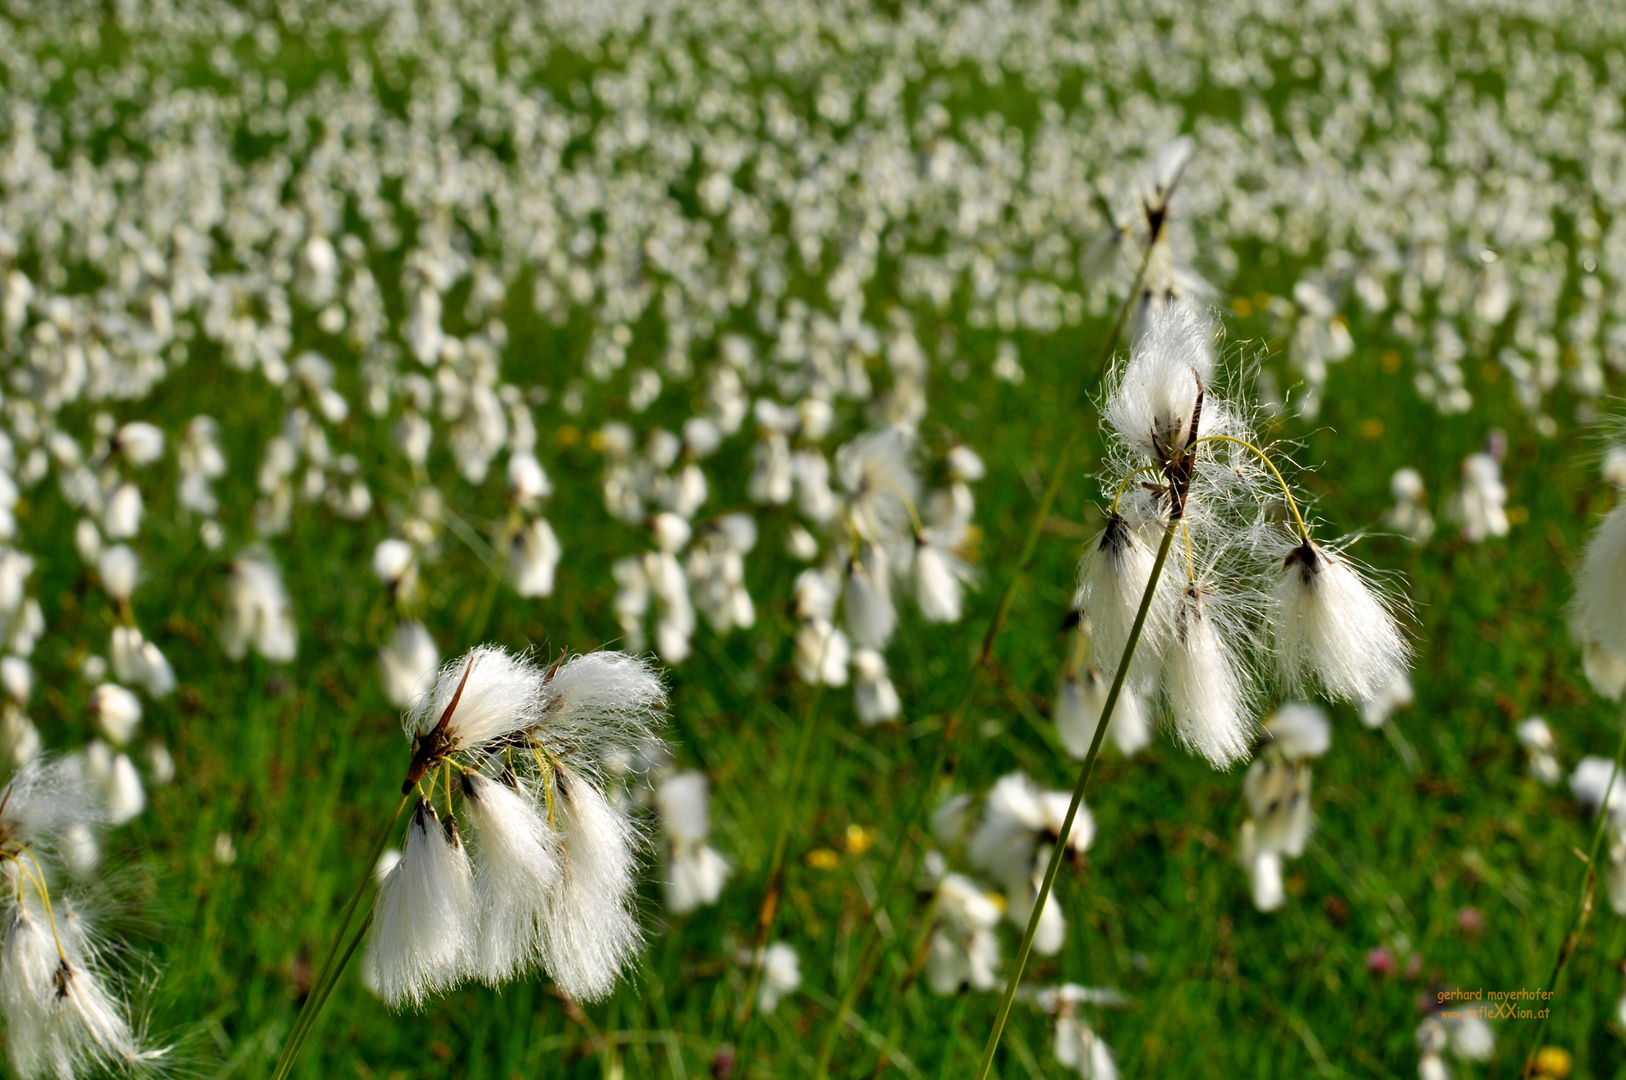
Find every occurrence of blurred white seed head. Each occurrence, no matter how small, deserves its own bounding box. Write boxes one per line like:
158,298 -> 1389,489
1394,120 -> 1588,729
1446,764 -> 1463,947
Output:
379,621 -> 440,710
221,554 -> 296,663
755,942 -> 801,1015
1572,504 -> 1626,683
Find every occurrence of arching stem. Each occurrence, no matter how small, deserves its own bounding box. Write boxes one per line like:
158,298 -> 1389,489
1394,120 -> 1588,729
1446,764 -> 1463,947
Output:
1192,434 -> 1310,539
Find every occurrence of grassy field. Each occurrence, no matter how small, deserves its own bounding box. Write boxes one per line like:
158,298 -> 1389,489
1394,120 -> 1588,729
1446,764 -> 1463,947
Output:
82,288 -> 1621,1079
4,2 -> 1626,1078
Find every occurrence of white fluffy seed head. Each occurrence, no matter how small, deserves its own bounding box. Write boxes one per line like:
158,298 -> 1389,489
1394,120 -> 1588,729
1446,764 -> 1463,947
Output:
843,545 -> 895,650
1273,539 -> 1409,703
379,621 -> 440,710
114,422 -> 165,467
1584,643 -> 1626,701
1163,587 -> 1253,769
1,900 -> 59,1078
793,619 -> 850,687
1572,504 -> 1626,662
755,941 -> 801,1014
1358,669 -> 1415,728
1104,303 -> 1218,463
835,426 -> 919,548
1038,791 -> 1095,856
0,896 -> 149,1078
89,684 -> 141,746
403,645 -> 543,750
541,766 -> 642,1002
136,640 -> 175,698
1241,830 -> 1285,913
509,519 -> 561,598
1056,669 -> 1150,759
1572,756 -> 1626,824
101,482 -> 143,540
655,771 -> 711,846
369,800 -> 477,1010
222,554 -> 296,663
1076,517 -> 1170,689
1244,758 -> 1313,856
915,530 -> 972,624
373,538 -> 415,587
1517,720 -> 1558,782
507,451 -> 552,506
851,647 -> 901,725
96,545 -> 139,602
459,772 -> 560,986
1261,703 -> 1330,760
967,772 -> 1046,885
665,844 -> 730,915
534,651 -> 666,778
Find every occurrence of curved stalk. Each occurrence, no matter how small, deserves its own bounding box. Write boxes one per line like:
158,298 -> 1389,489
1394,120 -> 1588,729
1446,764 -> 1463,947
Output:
810,430 -> 1077,1076
1192,434 -> 1310,539
973,516 -> 1177,1080
1519,701 -> 1626,1076
810,232 -> 1159,1077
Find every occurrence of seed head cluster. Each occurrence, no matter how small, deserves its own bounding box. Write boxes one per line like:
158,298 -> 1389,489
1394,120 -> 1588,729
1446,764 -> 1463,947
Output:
369,645 -> 665,1007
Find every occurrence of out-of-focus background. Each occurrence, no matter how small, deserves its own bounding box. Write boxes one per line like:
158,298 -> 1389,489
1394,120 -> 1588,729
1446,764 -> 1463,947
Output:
1,0 -> 1623,1076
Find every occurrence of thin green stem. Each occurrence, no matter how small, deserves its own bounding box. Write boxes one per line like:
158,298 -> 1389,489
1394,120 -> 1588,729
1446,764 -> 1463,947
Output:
270,792 -> 410,1080
974,516 -> 1177,1080
1519,700 -> 1626,1076
809,234 -> 1158,1078
285,908 -> 377,1070
811,431 -> 1075,1077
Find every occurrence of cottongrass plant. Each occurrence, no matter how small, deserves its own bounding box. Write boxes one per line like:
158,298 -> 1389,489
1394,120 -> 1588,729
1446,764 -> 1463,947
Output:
269,643 -> 666,1079
976,302 -> 1409,1077
0,757 -> 164,1078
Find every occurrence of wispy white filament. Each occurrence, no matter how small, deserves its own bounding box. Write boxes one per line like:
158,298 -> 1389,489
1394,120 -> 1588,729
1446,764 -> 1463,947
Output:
541,767 -> 642,1002
1162,587 -> 1252,767
370,801 -> 477,1009
459,773 -> 559,986
1273,539 -> 1409,703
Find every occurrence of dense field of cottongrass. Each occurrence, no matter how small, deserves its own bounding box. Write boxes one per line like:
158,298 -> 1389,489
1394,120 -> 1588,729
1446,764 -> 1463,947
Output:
1,0 -> 1625,1076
